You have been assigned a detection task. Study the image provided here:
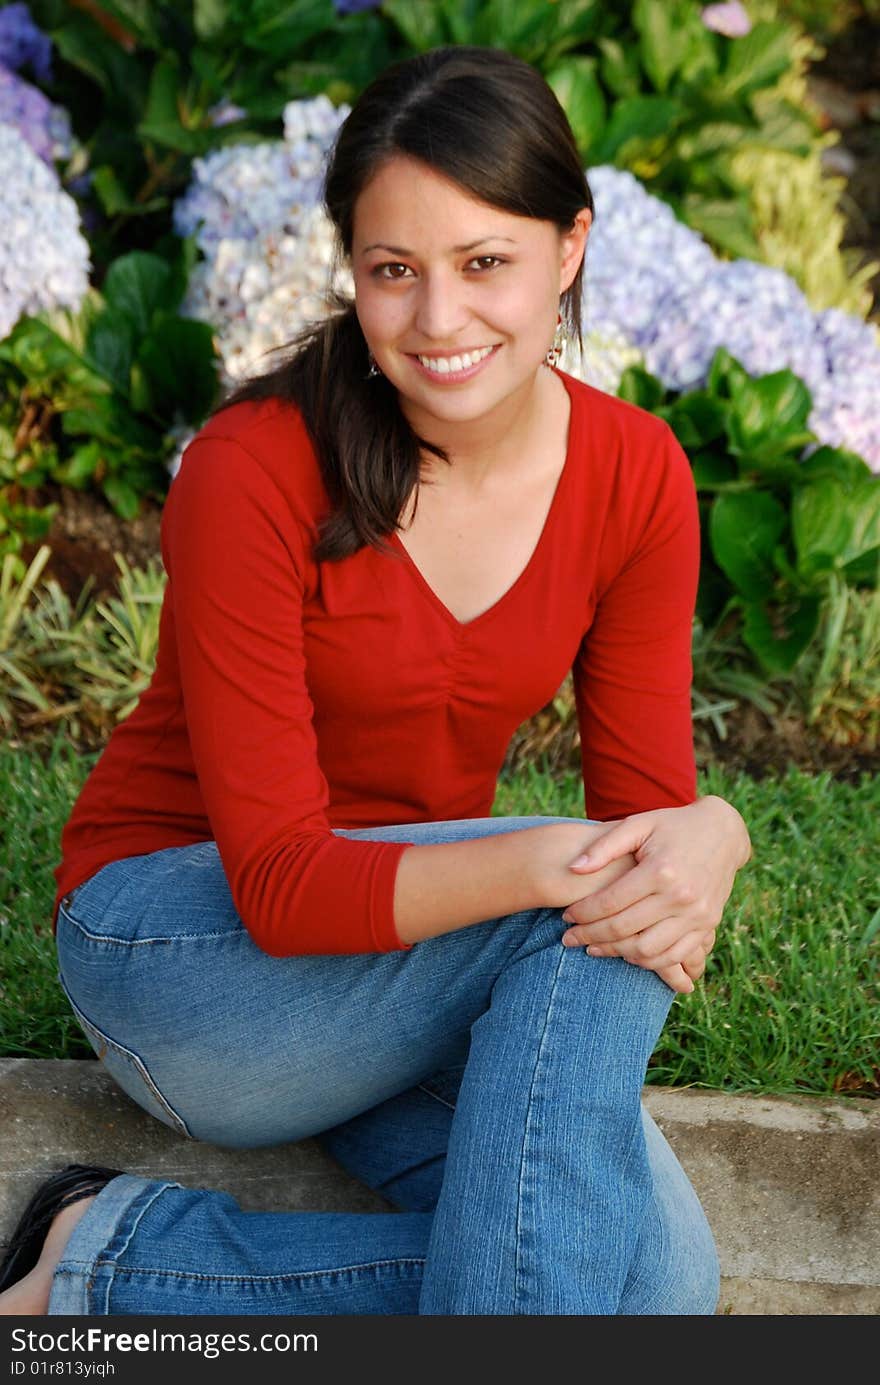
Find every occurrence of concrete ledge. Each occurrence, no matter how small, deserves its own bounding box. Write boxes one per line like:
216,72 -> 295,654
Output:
3,1060 -> 878,1315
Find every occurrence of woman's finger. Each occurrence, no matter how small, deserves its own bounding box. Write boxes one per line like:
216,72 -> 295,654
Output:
584,926 -> 711,970
562,891 -> 671,943
656,962 -> 694,995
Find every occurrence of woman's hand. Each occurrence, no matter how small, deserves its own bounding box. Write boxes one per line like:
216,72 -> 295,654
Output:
557,796 -> 750,992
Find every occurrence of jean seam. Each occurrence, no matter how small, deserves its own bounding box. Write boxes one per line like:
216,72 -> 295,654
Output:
59,921 -> 240,947
415,1081 -> 456,1112
55,975 -> 194,1138
81,1181 -> 184,1315
513,940 -> 567,1314
60,1258 -> 427,1287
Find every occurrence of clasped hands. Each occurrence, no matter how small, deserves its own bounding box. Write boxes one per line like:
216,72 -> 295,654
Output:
554,796 -> 751,995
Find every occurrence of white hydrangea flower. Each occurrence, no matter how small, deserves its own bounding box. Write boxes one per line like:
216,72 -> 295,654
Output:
0,121 -> 90,340
172,96 -> 351,394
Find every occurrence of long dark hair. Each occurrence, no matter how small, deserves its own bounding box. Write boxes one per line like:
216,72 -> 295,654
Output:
219,46 -> 594,562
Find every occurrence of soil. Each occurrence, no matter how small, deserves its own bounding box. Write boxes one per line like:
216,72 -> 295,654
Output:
18,480 -> 166,602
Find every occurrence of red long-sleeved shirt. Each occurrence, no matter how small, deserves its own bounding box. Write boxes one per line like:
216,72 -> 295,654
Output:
52,369 -> 700,956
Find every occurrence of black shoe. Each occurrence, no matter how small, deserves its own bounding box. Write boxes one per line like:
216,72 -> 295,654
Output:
0,1164 -> 123,1292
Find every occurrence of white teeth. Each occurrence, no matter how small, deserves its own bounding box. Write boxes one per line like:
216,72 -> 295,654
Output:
417,345 -> 494,374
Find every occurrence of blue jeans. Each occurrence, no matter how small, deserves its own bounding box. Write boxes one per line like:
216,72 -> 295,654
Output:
50,815 -> 719,1315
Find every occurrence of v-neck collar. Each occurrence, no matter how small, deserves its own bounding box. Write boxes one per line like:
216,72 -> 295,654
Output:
389,368 -> 582,633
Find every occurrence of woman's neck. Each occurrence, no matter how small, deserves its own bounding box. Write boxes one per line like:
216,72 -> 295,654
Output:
403,367 -> 567,495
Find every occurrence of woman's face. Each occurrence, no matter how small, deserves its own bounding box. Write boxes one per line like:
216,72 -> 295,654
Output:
351,155 -> 590,440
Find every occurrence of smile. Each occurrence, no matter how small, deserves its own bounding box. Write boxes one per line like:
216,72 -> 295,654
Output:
411,344 -> 500,380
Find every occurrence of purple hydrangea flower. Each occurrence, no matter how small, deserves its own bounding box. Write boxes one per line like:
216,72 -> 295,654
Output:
0,66 -> 71,164
0,2 -> 52,82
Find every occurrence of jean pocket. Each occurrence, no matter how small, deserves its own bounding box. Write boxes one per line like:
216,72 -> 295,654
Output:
59,977 -> 193,1140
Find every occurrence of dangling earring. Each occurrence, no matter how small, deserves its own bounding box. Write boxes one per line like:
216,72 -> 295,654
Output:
544,312 -> 566,368
366,349 -> 381,379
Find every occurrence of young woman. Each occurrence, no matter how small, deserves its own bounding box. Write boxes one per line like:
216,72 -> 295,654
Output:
1,45 -> 750,1317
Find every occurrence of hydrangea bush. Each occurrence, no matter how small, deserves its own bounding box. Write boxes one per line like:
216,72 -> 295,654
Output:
581,167 -> 880,472
0,123 -> 89,340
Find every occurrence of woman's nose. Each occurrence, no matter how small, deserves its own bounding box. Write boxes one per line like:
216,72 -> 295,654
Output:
414,271 -> 470,341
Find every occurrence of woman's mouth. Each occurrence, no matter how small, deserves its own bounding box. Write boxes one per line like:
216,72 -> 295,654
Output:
409,344 -> 500,382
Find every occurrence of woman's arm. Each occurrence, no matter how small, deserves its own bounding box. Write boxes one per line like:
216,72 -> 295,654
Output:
392,819 -> 635,945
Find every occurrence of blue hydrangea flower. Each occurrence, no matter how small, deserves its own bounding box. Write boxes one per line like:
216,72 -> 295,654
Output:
584,166 -> 880,472
0,2 -> 52,82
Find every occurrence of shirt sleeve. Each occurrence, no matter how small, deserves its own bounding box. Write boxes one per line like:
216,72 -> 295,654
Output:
161,434 -> 413,957
572,423 -> 700,820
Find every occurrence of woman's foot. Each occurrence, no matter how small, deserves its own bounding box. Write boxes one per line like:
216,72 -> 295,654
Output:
0,1195 -> 96,1315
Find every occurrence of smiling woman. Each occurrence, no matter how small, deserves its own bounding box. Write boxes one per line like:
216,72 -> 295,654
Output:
351,155 -> 590,452
2,45 -> 751,1320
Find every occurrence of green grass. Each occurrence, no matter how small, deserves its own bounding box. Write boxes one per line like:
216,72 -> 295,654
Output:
2,735 -> 878,1099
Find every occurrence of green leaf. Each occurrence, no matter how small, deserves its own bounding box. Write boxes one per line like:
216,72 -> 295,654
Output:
90,165 -> 167,217
436,0 -> 484,45
745,96 -> 817,157
137,319 -> 220,422
597,37 -> 641,100
545,58 -> 606,156
616,366 -> 666,412
102,253 -> 174,336
591,94 -> 681,163
706,347 -> 751,400
540,0 -> 604,65
798,446 -> 874,488
138,52 -> 182,130
710,491 -> 787,601
690,451 -> 737,490
715,20 -> 796,100
194,0 -> 232,41
791,478 -> 853,579
85,309 -> 135,394
85,1 -> 163,47
55,442 -> 103,489
376,0 -> 447,49
632,0 -> 701,94
841,549 -> 880,587
741,594 -> 821,673
138,55 -> 216,155
678,192 -> 760,260
727,370 -> 813,456
676,120 -> 764,160
468,0 -> 560,60
52,12 -> 142,114
666,392 -> 727,449
91,166 -> 132,217
102,475 -> 142,522
61,395 -> 158,451
244,0 -> 337,55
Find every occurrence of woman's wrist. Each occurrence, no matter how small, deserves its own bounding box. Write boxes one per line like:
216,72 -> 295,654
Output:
696,794 -> 752,868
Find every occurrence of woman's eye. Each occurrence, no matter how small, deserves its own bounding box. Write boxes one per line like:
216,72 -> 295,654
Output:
373,263 -> 412,280
469,255 -> 504,271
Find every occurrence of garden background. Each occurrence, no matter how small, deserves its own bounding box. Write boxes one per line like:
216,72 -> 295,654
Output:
0,0 -> 877,1101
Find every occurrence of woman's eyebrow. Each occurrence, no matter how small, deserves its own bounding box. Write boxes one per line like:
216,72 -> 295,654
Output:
360,236 -> 517,255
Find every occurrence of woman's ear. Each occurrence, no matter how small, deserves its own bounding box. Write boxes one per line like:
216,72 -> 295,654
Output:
559,207 -> 592,294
